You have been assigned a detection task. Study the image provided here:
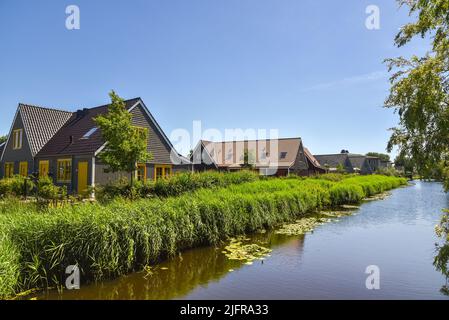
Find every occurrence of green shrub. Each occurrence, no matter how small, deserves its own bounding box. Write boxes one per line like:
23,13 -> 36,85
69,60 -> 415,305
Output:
36,177 -> 67,201
376,167 -> 403,177
0,176 -> 35,198
311,173 -> 358,182
95,170 -> 260,201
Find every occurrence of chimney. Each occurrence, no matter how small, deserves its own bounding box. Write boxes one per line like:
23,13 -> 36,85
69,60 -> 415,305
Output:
75,108 -> 89,118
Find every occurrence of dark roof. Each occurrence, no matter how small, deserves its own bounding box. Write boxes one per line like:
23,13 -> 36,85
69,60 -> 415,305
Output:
0,142 -> 5,155
18,104 -> 74,156
36,98 -> 141,157
347,155 -> 366,170
313,154 -> 349,168
304,148 -> 323,169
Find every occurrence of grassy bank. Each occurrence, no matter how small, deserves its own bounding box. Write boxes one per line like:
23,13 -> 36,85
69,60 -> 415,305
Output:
0,174 -> 407,298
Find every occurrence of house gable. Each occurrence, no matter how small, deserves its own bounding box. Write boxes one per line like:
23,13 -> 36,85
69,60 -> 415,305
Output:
129,103 -> 175,164
291,140 -> 308,172
1,109 -> 33,163
191,140 -> 218,170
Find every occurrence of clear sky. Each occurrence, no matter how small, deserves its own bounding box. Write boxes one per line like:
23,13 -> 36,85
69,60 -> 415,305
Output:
0,0 -> 427,157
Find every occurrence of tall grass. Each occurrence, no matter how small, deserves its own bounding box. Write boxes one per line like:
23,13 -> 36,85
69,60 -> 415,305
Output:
95,170 -> 260,201
0,174 -> 407,298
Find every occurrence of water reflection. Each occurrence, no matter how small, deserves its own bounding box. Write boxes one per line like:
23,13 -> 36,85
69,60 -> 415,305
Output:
33,232 -> 304,300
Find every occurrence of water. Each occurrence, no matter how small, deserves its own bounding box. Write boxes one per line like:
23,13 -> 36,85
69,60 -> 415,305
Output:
34,181 -> 449,300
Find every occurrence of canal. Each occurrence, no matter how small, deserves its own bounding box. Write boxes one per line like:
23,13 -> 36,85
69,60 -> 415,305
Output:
33,181 -> 449,299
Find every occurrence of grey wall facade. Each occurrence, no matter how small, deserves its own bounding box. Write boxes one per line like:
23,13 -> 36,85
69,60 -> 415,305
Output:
0,111 -> 34,178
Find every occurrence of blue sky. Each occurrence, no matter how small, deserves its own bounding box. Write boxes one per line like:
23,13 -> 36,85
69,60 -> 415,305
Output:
0,0 -> 427,157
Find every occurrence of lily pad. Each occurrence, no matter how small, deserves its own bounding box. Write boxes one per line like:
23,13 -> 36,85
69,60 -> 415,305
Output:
275,210 -> 355,236
222,237 -> 272,263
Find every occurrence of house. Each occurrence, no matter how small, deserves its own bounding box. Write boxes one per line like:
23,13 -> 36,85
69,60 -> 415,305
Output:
191,137 -> 324,176
314,152 -> 381,174
0,98 -> 190,193
380,159 -> 392,168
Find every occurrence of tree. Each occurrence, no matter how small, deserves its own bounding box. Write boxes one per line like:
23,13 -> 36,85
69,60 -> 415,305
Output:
366,152 -> 390,162
394,154 -> 414,173
385,0 -> 449,178
242,149 -> 255,169
336,163 -> 346,174
94,91 -> 152,185
0,135 -> 7,144
385,0 -> 449,294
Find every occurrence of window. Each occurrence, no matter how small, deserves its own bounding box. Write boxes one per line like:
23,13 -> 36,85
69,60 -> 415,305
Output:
280,152 -> 288,159
19,162 -> 28,177
12,129 -> 23,149
4,163 -> 14,178
81,127 -> 98,139
164,166 -> 172,178
137,163 -> 146,182
57,159 -> 72,182
39,160 -> 49,177
155,166 -> 163,180
154,165 -> 172,181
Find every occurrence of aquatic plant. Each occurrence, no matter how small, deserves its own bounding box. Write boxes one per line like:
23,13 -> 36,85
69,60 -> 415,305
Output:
275,210 -> 354,236
222,237 -> 271,263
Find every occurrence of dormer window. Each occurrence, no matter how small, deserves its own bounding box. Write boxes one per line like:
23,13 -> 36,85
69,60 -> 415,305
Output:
12,129 -> 23,149
81,127 -> 98,139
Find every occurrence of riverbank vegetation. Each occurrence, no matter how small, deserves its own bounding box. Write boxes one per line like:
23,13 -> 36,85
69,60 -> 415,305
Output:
0,173 -> 406,298
95,170 -> 260,201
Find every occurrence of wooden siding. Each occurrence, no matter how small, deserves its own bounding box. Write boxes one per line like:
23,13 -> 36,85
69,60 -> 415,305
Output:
290,141 -> 308,174
130,105 -> 173,164
1,112 -> 34,178
34,155 -> 93,193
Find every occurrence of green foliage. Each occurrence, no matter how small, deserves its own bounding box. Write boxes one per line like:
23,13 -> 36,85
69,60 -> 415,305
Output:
242,150 -> 256,169
0,233 -> 20,298
310,173 -> 357,182
36,177 -> 67,201
394,154 -> 415,173
94,91 -> 152,179
435,210 -> 449,295
0,135 -> 7,144
336,163 -> 346,174
385,0 -> 449,178
0,175 -> 406,298
95,170 -> 260,201
375,166 -> 403,177
0,176 -> 67,203
0,176 -> 35,198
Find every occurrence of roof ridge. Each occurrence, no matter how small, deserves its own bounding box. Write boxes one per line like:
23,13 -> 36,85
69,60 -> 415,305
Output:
19,97 -> 141,114
314,153 -> 350,156
200,137 -> 302,143
80,97 -> 141,111
19,103 -> 74,114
